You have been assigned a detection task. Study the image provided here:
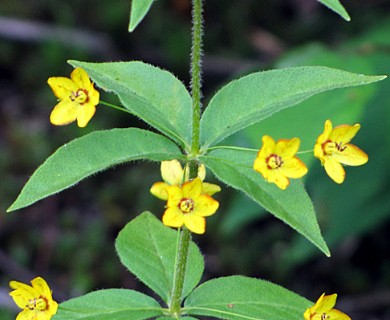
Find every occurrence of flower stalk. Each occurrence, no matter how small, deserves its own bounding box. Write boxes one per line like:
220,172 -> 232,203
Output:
170,0 -> 204,315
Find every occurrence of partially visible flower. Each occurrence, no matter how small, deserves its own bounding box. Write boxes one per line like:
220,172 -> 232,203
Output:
314,119 -> 368,184
47,67 -> 99,128
9,276 -> 58,320
304,293 -> 351,320
253,135 -> 308,190
150,159 -> 221,200
163,177 -> 219,234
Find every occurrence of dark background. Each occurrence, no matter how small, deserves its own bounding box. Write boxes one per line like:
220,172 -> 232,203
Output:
0,1 -> 389,319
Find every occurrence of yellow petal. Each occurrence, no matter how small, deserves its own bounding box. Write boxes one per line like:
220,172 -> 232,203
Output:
162,207 -> 184,228
194,194 -> 219,217
76,103 -> 96,128
258,135 -> 275,159
31,277 -> 51,300
182,178 -> 202,199
275,137 -> 300,159
333,144 -> 368,166
280,157 -> 308,178
88,84 -> 100,106
150,182 -> 169,200
316,294 -> 337,313
253,155 -> 270,179
15,309 -> 34,320
70,68 -> 91,89
314,141 -> 325,163
184,163 -> 206,181
47,77 -> 78,100
202,182 -> 221,195
50,100 -> 78,126
9,282 -> 37,308
327,309 -> 351,320
184,214 -> 206,234
330,123 -> 360,144
324,157 -> 345,184
166,185 -> 183,207
266,169 -> 289,189
161,160 -> 183,185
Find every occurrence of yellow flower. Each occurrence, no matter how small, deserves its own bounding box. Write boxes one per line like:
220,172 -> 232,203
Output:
150,159 -> 221,200
314,120 -> 368,184
253,135 -> 308,190
304,293 -> 351,320
47,67 -> 99,127
9,276 -> 58,320
163,177 -> 219,234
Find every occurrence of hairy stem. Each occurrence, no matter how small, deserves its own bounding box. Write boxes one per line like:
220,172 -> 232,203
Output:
170,0 -> 204,315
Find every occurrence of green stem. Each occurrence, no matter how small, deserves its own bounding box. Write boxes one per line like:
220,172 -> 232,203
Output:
170,0 -> 204,315
190,0 -> 204,157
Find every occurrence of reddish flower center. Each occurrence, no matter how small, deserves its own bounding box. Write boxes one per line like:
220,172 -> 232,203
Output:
70,89 -> 89,104
179,198 -> 194,214
26,296 -> 48,311
266,154 -> 283,169
322,140 -> 347,155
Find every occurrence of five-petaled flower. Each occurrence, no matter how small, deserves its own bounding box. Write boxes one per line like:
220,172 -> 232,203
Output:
9,276 -> 58,320
253,135 -> 308,190
304,293 -> 351,320
48,67 -> 99,127
162,177 -> 219,234
314,119 -> 368,184
150,159 -> 221,200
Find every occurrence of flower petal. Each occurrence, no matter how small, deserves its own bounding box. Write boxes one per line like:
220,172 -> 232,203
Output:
253,156 -> 269,179
273,171 -> 290,190
324,157 -> 345,184
258,135 -> 275,159
275,137 -> 300,159
9,281 -> 37,308
330,123 -> 360,144
76,103 -> 96,128
47,77 -> 77,100
316,294 -> 337,313
280,157 -> 308,178
202,182 -> 221,195
31,277 -> 52,300
333,144 -> 368,166
88,84 -> 100,106
182,178 -> 202,199
50,100 -> 78,126
184,214 -> 206,234
327,309 -> 351,320
193,194 -> 219,217
166,185 -> 183,207
161,160 -> 183,185
150,182 -> 169,200
162,207 -> 184,228
70,68 -> 91,89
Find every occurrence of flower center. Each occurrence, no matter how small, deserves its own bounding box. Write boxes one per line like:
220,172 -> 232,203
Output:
26,296 -> 48,311
179,198 -> 194,214
321,312 -> 330,320
322,140 -> 347,155
70,89 -> 88,104
266,154 -> 283,169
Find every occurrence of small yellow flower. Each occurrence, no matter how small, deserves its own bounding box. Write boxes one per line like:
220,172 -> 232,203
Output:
253,135 -> 308,190
314,120 -> 368,184
304,293 -> 351,320
47,67 -> 99,127
150,159 -> 221,200
9,276 -> 58,320
163,177 -> 219,234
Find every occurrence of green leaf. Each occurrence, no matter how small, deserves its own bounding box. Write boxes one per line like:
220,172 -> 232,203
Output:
200,66 -> 385,149
8,128 -> 182,212
184,276 -> 311,320
201,149 -> 330,256
53,289 -> 162,320
129,0 -> 156,32
318,0 -> 350,21
115,212 -> 204,304
157,318 -> 199,320
69,60 -> 192,150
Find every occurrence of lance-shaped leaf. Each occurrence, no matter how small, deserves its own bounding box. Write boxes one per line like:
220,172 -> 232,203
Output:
318,0 -> 350,21
8,128 -> 182,211
201,149 -> 329,256
184,276 -> 311,320
53,289 -> 162,320
116,212 -> 204,305
129,0 -> 156,32
69,60 -> 192,150
200,66 -> 385,149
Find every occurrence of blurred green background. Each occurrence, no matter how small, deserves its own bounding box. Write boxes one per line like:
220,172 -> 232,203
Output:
0,0 -> 389,319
